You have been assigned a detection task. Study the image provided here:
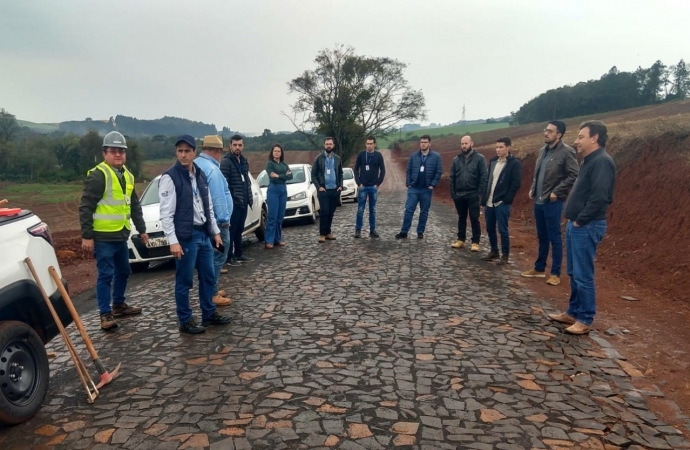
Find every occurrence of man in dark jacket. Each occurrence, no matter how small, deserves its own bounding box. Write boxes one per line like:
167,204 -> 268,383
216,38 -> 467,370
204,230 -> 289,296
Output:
480,137 -> 522,265
353,136 -> 386,238
449,135 -> 488,252
159,135 -> 231,335
311,137 -> 344,242
548,121 -> 616,335
522,120 -> 579,286
220,134 -> 254,266
79,131 -> 147,331
395,135 -> 442,239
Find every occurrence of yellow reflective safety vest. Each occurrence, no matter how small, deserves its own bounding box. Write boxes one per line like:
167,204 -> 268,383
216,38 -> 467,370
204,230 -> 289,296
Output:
88,162 -> 135,232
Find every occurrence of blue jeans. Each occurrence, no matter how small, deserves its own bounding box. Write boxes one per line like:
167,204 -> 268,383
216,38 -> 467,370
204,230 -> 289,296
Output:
534,200 -> 564,276
355,186 -> 378,231
565,220 -> 607,326
401,187 -> 433,234
265,183 -> 287,244
485,203 -> 511,254
94,240 -> 131,315
213,224 -> 231,295
174,229 -> 216,324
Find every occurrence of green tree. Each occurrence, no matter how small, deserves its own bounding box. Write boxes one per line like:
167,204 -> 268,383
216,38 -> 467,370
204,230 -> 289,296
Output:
670,59 -> 690,100
0,108 -> 20,143
286,45 -> 426,162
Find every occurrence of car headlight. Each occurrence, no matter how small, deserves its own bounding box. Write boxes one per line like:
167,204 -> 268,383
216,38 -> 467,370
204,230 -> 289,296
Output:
289,191 -> 307,201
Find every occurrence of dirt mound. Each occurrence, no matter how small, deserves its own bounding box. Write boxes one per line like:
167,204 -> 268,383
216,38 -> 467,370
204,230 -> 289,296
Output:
52,230 -> 92,266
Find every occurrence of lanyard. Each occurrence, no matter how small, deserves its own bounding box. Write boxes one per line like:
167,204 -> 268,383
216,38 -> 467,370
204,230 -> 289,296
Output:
421,152 -> 427,165
366,151 -> 373,165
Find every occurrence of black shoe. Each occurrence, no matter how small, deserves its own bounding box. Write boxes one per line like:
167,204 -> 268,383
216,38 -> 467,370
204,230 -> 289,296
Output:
481,251 -> 500,261
236,255 -> 254,263
227,257 -> 241,267
395,233 -> 408,239
179,318 -> 205,334
498,254 -> 510,265
354,230 -> 361,238
370,230 -> 379,238
417,233 -> 424,239
201,312 -> 232,327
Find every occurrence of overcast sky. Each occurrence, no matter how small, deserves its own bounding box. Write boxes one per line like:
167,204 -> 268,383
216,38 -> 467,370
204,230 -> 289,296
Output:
1,0 -> 688,133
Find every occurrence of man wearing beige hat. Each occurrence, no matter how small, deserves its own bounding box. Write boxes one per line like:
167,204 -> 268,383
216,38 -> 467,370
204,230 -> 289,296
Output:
195,135 -> 234,306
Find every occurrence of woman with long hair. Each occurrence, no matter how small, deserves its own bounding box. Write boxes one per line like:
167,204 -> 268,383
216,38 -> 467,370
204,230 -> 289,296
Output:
264,144 -> 292,248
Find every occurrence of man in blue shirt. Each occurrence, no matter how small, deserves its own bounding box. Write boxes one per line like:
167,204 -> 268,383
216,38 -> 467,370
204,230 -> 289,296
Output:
195,135 -> 234,307
311,137 -> 344,242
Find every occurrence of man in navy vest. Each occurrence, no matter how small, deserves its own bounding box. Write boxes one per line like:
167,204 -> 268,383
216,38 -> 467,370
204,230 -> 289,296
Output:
159,135 -> 232,334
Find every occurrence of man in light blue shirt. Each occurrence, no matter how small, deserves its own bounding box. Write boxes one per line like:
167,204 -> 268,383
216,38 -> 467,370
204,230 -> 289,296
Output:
195,135 -> 234,307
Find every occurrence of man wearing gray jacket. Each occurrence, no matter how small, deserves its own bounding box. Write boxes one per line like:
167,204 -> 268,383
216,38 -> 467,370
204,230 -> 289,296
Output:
521,120 -> 579,286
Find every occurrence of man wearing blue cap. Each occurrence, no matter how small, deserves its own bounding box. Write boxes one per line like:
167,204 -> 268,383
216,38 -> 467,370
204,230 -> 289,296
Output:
158,135 -> 232,334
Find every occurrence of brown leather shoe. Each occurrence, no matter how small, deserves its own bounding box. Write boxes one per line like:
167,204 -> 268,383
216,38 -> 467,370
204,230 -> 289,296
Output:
497,254 -> 509,265
218,290 -> 227,297
318,235 -> 326,243
481,251 -> 499,261
276,242 -> 286,247
325,234 -> 337,240
213,295 -> 231,306
548,312 -> 577,325
265,244 -> 274,249
546,275 -> 560,286
521,269 -> 546,278
100,313 -> 118,331
565,321 -> 591,335
112,303 -> 142,317
220,268 -> 228,274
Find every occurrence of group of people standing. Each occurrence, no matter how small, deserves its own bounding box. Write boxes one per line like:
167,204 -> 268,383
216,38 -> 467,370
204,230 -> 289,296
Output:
80,119 -> 615,336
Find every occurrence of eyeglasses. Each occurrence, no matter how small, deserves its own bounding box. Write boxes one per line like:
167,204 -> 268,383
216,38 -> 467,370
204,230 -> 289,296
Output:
106,149 -> 126,154
543,129 -> 557,134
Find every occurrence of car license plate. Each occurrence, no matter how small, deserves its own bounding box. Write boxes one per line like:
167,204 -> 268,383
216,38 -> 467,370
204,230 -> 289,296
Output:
146,237 -> 169,248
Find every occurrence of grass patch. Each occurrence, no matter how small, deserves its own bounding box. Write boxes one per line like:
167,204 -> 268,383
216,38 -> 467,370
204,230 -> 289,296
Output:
0,183 -> 83,205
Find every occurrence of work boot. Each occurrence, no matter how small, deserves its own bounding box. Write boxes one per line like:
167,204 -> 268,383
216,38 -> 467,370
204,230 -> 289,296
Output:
112,303 -> 142,317
548,312 -> 577,325
521,269 -> 546,278
450,240 -> 464,248
201,313 -> 232,327
546,275 -> 561,286
179,318 -> 205,335
213,295 -> 231,306
481,251 -> 499,261
354,230 -> 362,238
318,235 -> 326,243
100,313 -> 118,331
395,233 -> 408,239
218,290 -> 227,297
417,233 -> 424,239
565,321 -> 591,335
470,243 -> 480,252
497,254 -> 510,265
370,230 -> 379,238
325,234 -> 337,240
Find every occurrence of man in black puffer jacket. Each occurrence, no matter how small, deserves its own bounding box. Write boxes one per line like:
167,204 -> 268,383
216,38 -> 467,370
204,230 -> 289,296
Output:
220,134 -> 254,266
481,137 -> 522,265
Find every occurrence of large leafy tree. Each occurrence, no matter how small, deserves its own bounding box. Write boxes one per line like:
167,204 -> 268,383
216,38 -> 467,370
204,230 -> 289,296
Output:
286,45 -> 426,162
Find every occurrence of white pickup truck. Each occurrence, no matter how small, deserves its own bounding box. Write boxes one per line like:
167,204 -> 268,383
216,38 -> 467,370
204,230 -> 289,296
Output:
0,207 -> 72,425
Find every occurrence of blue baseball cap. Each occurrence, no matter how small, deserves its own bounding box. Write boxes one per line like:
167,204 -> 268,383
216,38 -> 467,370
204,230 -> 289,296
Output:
175,134 -> 196,150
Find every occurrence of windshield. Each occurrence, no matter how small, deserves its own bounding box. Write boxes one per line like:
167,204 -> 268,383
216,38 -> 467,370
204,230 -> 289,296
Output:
343,168 -> 354,180
257,171 -> 269,188
259,166 -> 307,186
139,178 -> 160,206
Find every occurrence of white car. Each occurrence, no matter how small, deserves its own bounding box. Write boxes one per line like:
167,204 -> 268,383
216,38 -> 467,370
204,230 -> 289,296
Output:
127,172 -> 267,272
256,164 -> 320,224
340,167 -> 358,205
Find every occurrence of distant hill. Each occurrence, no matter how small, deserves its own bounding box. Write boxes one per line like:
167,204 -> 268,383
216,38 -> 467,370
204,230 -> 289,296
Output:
17,119 -> 59,133
57,115 -> 218,138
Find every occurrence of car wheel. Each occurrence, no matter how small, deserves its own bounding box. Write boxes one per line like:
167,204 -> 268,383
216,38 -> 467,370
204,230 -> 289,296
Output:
255,206 -> 267,241
130,262 -> 150,273
0,321 -> 50,425
308,200 -> 317,224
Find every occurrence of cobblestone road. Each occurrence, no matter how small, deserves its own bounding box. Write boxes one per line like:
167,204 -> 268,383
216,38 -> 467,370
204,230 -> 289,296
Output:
2,154 -> 688,449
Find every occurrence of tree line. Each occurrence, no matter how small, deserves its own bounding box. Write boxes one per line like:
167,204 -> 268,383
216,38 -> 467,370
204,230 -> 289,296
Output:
58,115 -> 218,137
512,60 -> 690,125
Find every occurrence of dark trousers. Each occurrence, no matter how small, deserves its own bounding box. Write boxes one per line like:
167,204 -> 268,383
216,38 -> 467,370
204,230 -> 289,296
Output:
317,189 -> 340,236
229,206 -> 248,258
453,195 -> 481,243
484,203 -> 511,255
533,200 -> 564,276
